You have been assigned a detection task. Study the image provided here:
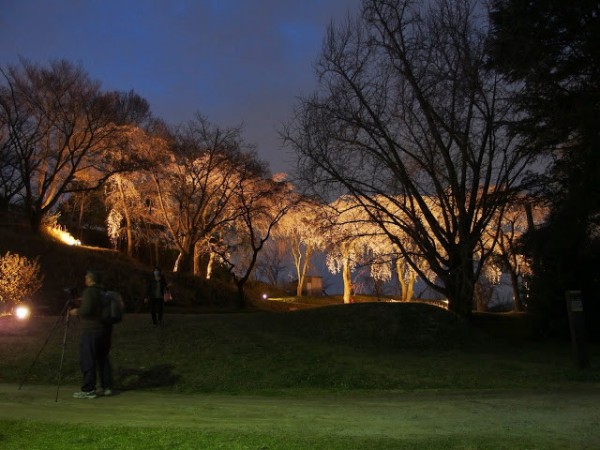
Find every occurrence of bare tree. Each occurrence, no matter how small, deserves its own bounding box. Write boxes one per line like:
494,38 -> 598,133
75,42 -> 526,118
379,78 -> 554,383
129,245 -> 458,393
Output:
254,238 -> 289,287
284,0 -> 533,316
0,119 -> 22,210
215,173 -> 296,307
0,59 -> 120,232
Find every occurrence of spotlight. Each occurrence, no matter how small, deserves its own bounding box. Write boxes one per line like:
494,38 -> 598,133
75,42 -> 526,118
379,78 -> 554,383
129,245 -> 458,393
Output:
262,293 -> 268,300
14,304 -> 31,320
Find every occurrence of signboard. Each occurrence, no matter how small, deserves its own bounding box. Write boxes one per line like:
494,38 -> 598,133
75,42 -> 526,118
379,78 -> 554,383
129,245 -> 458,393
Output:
565,290 -> 589,369
566,290 -> 584,312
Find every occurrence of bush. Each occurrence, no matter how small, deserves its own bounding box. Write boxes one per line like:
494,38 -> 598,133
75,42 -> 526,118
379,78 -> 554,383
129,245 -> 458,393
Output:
0,251 -> 44,309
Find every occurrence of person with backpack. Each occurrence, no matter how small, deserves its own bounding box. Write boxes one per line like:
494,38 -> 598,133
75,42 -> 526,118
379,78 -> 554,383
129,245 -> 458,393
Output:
70,269 -> 113,399
144,266 -> 169,326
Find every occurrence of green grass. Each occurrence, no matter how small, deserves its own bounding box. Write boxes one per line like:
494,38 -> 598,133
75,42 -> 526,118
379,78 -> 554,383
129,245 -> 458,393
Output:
2,305 -> 599,393
3,418 -> 596,450
2,222 -> 600,448
2,304 -> 600,448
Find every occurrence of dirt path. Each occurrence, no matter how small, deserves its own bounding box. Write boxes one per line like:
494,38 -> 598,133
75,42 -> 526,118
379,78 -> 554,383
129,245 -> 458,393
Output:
2,383 -> 600,443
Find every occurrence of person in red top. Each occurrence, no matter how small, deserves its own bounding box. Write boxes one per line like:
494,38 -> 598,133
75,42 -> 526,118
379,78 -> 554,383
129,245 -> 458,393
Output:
71,269 -> 113,399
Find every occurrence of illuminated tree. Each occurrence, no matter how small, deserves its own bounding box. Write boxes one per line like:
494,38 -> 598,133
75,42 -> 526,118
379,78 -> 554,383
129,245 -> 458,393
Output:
149,116 -> 252,275
0,251 -> 43,308
274,197 -> 327,296
483,198 -> 548,311
0,59 -> 121,232
104,125 -> 166,256
323,196 -> 376,303
365,195 -> 440,302
101,91 -> 155,256
285,0 -> 533,316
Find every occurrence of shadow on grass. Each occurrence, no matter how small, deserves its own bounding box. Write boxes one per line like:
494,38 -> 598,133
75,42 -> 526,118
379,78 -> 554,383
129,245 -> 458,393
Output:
116,364 -> 180,390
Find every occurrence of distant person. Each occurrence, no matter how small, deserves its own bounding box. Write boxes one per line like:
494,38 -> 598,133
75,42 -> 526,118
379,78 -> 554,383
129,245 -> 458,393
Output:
144,266 -> 169,326
70,269 -> 113,399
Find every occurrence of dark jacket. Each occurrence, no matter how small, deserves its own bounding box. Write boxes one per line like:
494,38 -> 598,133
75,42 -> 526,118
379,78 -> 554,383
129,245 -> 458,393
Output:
146,275 -> 167,300
79,284 -> 105,332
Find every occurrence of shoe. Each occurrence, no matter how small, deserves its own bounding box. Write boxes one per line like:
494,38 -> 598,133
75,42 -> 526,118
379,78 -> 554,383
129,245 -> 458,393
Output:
73,390 -> 97,399
102,388 -> 113,396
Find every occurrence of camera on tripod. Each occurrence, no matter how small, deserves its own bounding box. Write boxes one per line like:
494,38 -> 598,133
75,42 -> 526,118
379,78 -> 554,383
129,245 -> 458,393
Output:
63,286 -> 80,308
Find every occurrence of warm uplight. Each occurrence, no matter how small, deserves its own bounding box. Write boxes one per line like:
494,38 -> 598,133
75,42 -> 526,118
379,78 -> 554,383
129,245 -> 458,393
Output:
14,305 -> 31,320
43,225 -> 81,246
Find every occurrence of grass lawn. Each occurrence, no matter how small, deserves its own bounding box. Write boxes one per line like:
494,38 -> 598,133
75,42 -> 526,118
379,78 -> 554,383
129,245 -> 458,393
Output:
1,303 -> 600,449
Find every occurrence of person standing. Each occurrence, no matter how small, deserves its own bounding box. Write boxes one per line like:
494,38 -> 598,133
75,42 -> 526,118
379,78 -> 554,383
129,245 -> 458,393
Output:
71,269 -> 113,399
145,267 -> 169,326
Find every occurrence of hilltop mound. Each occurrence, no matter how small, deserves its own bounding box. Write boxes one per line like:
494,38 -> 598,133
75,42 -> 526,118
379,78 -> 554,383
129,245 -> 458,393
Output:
265,301 -> 476,350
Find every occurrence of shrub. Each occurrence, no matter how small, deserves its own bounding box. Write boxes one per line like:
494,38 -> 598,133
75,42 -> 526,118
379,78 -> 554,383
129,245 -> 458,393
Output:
0,251 -> 44,308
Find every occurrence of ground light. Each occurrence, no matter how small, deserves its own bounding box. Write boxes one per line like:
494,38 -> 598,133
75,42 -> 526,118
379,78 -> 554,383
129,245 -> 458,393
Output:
14,304 -> 31,320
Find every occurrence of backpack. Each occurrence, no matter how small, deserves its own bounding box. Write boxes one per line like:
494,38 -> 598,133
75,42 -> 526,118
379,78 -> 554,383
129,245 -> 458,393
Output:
102,290 -> 125,325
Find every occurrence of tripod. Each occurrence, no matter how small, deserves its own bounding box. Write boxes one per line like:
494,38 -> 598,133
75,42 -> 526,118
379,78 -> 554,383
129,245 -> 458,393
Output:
18,295 -> 77,402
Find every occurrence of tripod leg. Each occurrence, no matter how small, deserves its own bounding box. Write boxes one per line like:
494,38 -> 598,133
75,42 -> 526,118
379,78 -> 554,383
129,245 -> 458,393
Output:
18,305 -> 67,390
55,308 -> 72,402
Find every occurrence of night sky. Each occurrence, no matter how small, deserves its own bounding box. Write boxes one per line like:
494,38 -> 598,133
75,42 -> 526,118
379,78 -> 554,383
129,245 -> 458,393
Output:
1,0 -> 362,174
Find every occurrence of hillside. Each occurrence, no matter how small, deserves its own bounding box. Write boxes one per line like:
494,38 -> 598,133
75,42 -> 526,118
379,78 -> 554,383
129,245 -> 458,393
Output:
0,213 -> 239,314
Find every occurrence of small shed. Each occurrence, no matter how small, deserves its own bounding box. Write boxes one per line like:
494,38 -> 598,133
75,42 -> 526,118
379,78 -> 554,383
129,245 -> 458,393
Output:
303,276 -> 323,296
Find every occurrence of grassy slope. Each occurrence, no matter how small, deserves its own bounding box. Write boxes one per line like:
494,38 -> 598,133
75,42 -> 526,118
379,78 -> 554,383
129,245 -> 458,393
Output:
0,219 -> 240,313
2,217 -> 600,448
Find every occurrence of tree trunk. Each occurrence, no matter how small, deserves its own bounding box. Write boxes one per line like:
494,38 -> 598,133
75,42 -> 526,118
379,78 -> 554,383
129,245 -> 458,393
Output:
206,251 -> 216,280
193,241 -> 202,276
507,266 -> 524,312
342,258 -> 352,303
236,281 -> 247,309
405,273 -> 416,301
116,177 -> 134,257
395,259 -> 416,301
29,210 -> 44,234
292,239 -> 304,296
296,246 -> 313,297
444,247 -> 476,317
174,250 -> 192,273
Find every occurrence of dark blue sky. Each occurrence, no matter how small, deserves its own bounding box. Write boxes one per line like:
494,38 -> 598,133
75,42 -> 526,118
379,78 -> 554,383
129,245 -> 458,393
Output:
1,0 -> 361,174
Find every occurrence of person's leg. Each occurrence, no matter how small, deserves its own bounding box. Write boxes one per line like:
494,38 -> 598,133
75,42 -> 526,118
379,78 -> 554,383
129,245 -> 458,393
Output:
79,332 -> 97,392
157,299 -> 164,324
150,298 -> 158,325
97,329 -> 113,391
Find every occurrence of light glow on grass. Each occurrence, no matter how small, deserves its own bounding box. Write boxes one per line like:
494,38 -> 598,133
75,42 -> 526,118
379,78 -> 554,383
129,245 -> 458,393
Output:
43,224 -> 81,246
